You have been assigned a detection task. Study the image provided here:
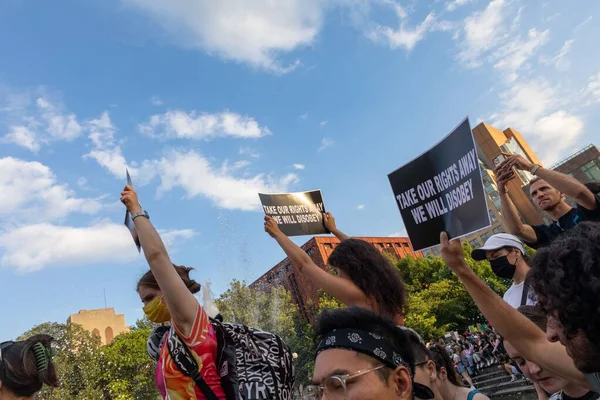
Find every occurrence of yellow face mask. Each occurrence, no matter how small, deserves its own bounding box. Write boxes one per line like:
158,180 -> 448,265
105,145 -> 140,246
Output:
143,296 -> 171,323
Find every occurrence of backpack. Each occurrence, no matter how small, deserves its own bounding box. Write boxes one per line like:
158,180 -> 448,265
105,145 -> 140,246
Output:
166,318 -> 295,400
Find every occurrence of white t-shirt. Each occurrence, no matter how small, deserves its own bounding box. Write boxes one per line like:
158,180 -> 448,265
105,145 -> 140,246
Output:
503,281 -> 537,309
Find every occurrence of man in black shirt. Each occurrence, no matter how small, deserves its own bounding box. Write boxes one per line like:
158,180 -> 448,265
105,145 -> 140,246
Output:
494,154 -> 600,248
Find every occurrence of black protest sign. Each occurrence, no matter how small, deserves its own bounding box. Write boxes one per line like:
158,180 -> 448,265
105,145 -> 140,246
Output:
124,169 -> 141,253
388,118 -> 490,251
259,190 -> 329,237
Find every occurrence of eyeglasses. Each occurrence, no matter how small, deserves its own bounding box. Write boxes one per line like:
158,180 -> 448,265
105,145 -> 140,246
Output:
303,364 -> 385,400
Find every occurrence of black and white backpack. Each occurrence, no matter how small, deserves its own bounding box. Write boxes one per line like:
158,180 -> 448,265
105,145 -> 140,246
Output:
163,317 -> 295,400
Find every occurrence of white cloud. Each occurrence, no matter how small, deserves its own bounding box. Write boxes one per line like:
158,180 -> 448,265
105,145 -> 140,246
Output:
389,228 -> 407,237
138,110 -> 271,140
367,4 -> 437,51
122,0 -> 323,73
319,120 -> 328,126
490,79 -> 584,164
584,71 -> 600,104
2,126 -> 40,152
154,150 -> 298,211
318,137 -> 334,152
238,146 -> 261,159
1,94 -> 83,151
36,97 -> 83,141
150,95 -> 164,106
0,157 -> 103,223
0,222 -> 138,272
85,112 -> 131,180
458,0 -> 509,67
493,28 -> 550,81
541,39 -> 574,71
0,222 -> 197,272
158,228 -> 197,247
292,163 -> 305,170
299,113 -> 308,120
446,0 -> 471,11
357,204 -> 365,210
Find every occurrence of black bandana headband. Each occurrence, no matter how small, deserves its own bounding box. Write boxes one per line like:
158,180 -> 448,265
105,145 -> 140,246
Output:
316,328 -> 412,372
316,328 -> 435,400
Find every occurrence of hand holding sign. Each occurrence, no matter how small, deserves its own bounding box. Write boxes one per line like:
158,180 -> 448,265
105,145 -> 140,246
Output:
264,215 -> 283,239
439,231 -> 468,273
121,185 -> 141,214
122,169 -> 141,253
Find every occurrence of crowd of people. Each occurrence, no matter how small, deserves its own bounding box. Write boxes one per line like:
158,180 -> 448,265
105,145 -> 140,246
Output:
1,151 -> 599,400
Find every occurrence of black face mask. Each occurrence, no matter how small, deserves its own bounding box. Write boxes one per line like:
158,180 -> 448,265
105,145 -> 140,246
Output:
489,256 -> 516,280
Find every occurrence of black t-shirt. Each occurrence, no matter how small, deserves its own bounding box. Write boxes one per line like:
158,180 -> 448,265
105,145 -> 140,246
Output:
528,194 -> 600,249
550,390 -> 600,400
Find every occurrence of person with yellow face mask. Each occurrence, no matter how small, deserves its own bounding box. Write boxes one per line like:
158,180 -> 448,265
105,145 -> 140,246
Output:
121,185 -> 226,400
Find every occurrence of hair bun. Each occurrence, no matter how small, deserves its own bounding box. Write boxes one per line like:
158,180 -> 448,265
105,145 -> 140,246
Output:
188,280 -> 201,294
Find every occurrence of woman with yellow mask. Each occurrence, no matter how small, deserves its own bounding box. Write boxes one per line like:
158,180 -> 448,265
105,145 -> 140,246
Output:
121,185 -> 226,400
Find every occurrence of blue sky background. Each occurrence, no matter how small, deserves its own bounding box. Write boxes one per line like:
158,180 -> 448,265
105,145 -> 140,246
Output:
1,0 -> 599,341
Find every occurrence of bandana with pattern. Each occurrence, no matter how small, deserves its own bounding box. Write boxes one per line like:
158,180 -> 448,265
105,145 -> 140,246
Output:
315,328 -> 435,399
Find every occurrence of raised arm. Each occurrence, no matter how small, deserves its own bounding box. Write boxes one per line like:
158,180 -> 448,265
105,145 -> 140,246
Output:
264,216 -> 367,308
503,153 -> 598,211
438,232 -> 591,389
323,212 -> 350,241
494,163 -> 538,243
121,185 -> 198,336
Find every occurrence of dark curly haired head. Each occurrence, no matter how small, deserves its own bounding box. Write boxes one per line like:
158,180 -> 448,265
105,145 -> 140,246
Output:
328,239 -> 407,320
530,221 -> 600,373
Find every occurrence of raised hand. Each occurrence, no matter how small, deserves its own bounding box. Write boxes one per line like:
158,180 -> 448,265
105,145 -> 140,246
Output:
264,215 -> 283,238
120,185 -> 141,214
323,212 -> 337,232
440,232 -> 468,273
501,153 -> 534,171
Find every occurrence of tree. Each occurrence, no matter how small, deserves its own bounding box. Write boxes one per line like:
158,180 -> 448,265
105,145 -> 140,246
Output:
98,328 -> 157,400
394,242 -> 509,340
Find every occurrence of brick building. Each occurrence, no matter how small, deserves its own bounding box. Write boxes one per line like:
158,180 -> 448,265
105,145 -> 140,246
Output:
550,144 -> 600,184
250,236 -> 421,320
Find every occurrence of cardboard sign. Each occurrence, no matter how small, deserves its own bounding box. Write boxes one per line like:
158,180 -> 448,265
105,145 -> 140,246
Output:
124,169 -> 141,253
388,118 -> 491,251
259,190 -> 329,237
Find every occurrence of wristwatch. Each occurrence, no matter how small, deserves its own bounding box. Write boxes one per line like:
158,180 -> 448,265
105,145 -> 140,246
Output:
529,164 -> 541,175
131,209 -> 150,220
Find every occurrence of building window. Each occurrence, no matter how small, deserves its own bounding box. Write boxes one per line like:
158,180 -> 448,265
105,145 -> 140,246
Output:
386,243 -> 393,248
402,243 -> 410,249
492,226 -> 504,234
469,239 -> 481,248
306,248 -> 314,256
323,244 -> 332,250
488,210 -> 497,224
105,327 -> 114,344
580,161 -> 600,181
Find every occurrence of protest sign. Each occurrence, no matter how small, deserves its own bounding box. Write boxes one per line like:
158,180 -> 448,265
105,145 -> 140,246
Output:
259,190 -> 330,237
124,169 -> 141,253
388,118 -> 490,251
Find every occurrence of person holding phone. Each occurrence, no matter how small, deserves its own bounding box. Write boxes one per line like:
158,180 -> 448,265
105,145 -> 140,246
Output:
494,153 -> 600,248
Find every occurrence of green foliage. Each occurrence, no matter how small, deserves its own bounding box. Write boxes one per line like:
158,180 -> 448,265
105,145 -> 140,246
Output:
397,242 -> 508,340
99,328 -> 156,400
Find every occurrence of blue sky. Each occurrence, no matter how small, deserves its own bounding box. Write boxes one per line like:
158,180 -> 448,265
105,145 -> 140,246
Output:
1,0 -> 599,341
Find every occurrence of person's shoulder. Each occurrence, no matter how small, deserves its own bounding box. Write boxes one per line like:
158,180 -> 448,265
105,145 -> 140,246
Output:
576,193 -> 600,216
473,391 -> 490,400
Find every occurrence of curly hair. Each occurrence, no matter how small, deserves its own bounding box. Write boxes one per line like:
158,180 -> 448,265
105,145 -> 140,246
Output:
530,222 -> 600,343
328,239 -> 407,319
